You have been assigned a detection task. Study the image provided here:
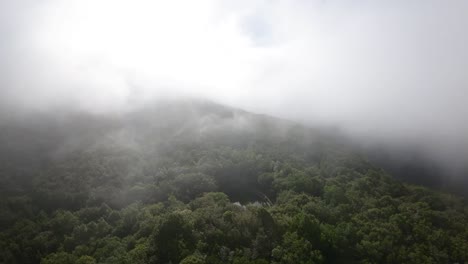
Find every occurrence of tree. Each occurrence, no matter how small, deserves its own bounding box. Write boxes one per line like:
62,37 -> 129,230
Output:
148,213 -> 196,264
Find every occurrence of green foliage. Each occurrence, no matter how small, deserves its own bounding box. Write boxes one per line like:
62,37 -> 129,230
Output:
0,104 -> 467,264
148,213 -> 196,264
272,232 -> 323,264
180,253 -> 205,264
40,252 -> 77,264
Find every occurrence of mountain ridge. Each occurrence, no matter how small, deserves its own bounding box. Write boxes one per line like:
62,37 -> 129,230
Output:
0,99 -> 467,263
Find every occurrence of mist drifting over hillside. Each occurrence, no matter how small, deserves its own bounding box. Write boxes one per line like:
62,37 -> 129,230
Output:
1,0 -> 468,187
2,2 -> 468,263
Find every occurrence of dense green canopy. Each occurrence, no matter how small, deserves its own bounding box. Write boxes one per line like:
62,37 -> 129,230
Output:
0,101 -> 466,263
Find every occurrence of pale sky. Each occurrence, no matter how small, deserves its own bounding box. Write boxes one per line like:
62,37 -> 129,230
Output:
1,0 -> 468,171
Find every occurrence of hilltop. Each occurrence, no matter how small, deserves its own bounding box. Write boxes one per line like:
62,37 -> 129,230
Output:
0,99 -> 466,263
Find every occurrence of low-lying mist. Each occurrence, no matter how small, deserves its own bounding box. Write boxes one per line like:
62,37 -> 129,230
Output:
1,0 -> 467,194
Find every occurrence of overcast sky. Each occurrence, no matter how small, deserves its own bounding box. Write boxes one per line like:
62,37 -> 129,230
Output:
1,0 -> 468,171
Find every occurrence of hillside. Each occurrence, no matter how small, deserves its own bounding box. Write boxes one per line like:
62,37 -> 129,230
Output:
0,100 -> 467,264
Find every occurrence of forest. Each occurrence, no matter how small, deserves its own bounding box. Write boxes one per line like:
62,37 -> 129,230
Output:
0,101 -> 467,264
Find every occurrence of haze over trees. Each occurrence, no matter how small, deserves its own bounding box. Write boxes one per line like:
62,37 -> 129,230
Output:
0,100 -> 466,264
1,1 -> 468,263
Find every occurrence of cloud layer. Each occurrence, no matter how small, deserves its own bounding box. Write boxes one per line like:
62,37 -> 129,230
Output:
1,0 -> 468,175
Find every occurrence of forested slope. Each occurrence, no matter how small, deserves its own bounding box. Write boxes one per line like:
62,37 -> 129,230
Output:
0,100 -> 466,264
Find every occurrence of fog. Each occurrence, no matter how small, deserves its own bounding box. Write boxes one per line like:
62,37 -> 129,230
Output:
1,0 -> 468,183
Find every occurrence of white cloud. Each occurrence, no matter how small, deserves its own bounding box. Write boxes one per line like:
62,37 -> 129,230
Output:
1,0 -> 468,167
